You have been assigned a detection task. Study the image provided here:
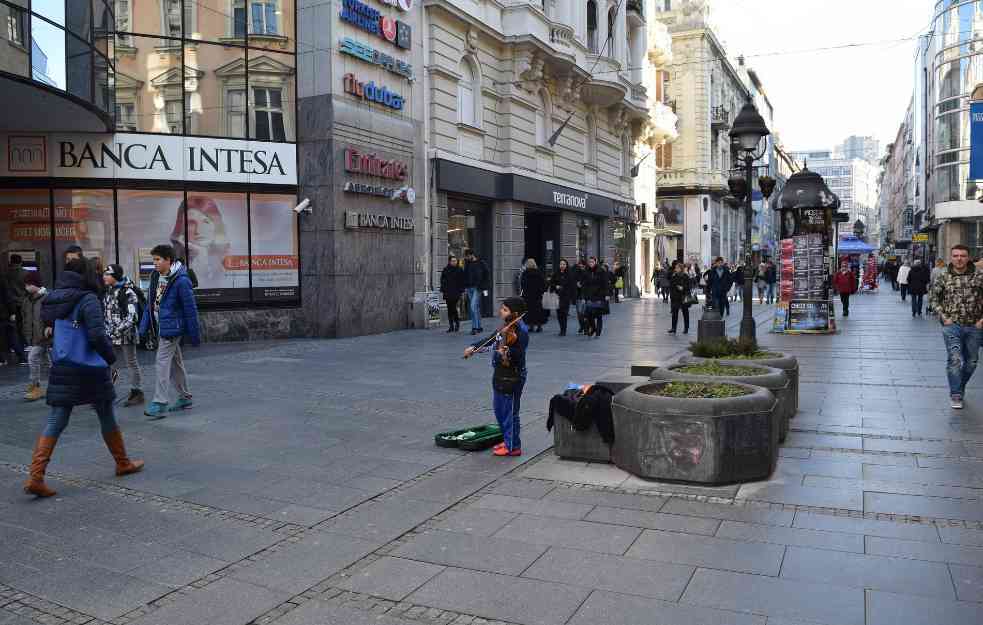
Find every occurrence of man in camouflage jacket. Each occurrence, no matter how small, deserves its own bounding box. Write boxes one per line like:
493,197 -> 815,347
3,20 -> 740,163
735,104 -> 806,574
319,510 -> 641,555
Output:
928,244 -> 983,409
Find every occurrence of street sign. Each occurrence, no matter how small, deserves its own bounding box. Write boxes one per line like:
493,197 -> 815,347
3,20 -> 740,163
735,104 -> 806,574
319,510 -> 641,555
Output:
912,233 -> 929,242
971,101 -> 983,180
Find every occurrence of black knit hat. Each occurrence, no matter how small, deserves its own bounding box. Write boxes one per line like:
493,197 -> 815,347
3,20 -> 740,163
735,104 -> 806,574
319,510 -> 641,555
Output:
103,263 -> 124,281
502,297 -> 527,316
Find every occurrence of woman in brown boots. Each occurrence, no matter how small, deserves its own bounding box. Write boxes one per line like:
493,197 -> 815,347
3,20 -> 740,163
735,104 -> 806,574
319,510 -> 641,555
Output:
24,258 -> 144,498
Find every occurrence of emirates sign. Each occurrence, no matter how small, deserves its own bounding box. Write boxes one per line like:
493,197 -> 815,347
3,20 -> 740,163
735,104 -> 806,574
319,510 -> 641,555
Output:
344,147 -> 408,180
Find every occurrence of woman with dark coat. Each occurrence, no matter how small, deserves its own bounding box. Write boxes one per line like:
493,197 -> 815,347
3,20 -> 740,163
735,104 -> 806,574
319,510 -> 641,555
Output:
23,258 -> 143,498
550,258 -> 577,336
906,259 -> 931,317
667,260 -> 691,334
581,257 -> 610,337
519,258 -> 547,333
440,256 -> 466,332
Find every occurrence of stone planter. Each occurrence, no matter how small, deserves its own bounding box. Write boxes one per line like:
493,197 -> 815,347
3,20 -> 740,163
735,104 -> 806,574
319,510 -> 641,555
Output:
553,377 -> 648,463
680,352 -> 799,416
650,363 -> 791,447
611,381 -> 777,484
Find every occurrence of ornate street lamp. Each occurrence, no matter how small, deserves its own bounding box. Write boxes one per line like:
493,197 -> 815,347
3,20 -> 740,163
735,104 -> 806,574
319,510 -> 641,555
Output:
728,100 -> 771,343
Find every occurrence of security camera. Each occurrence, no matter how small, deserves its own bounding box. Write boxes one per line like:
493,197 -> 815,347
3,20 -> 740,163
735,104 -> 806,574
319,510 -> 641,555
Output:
293,198 -> 312,215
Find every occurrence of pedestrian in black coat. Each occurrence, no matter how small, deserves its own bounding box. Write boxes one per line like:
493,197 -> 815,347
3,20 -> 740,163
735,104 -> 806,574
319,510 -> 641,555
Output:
520,259 -> 547,332
667,261 -> 691,334
551,258 -> 577,336
573,259 -> 588,334
440,256 -> 466,332
581,257 -> 610,337
907,259 -> 931,317
23,259 -> 143,499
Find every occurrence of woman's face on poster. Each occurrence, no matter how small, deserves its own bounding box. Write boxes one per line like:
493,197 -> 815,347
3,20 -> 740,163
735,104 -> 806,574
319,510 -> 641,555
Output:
783,211 -> 796,237
188,208 -> 217,247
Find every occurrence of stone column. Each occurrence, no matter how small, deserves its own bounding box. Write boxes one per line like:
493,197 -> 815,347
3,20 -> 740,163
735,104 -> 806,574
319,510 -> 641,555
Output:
494,201 -> 526,305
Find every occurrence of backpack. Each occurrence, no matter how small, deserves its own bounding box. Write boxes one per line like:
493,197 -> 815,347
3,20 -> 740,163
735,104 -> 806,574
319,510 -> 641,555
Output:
117,284 -> 147,328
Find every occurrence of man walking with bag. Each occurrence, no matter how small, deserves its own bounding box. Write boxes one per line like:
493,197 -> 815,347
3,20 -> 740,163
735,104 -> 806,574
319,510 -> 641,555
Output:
929,244 -> 983,409
139,245 -> 200,419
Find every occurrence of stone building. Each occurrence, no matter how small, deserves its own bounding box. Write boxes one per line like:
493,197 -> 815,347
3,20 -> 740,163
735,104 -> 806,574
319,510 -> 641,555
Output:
653,0 -> 751,267
424,0 -> 650,310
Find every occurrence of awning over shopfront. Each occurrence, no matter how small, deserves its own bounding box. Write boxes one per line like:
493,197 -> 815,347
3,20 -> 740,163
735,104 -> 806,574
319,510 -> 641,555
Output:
837,235 -> 876,254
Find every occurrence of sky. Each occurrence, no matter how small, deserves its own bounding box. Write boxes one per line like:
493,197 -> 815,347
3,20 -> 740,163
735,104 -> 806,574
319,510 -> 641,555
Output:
709,0 -> 930,154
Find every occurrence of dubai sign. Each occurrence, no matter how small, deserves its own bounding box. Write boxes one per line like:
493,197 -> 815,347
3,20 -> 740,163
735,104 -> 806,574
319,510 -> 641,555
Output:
343,73 -> 405,111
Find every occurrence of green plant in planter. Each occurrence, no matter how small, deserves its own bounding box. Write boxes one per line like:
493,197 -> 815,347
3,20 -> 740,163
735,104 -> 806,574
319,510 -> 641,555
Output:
646,381 -> 753,399
688,337 -> 779,360
675,362 -> 767,377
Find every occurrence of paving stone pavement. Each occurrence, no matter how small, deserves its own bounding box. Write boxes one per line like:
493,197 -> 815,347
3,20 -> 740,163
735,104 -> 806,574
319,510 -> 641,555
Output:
2,291 -> 983,625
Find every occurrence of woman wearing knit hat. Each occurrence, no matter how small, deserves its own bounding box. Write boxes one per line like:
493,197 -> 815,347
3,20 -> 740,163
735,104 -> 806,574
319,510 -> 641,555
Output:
464,297 -> 529,456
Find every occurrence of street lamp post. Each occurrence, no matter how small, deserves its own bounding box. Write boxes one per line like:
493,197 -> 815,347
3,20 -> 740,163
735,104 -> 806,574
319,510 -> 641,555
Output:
727,101 -> 773,343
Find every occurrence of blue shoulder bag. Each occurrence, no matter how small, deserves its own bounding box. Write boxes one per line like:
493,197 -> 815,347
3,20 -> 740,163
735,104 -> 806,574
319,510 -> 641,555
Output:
52,298 -> 108,369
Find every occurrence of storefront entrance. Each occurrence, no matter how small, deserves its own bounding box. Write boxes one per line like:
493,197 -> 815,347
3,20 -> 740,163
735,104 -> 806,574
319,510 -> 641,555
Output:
524,210 -> 561,276
448,198 -> 493,317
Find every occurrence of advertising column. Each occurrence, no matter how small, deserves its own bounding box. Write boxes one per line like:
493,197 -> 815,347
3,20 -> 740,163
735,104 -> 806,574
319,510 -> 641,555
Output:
773,207 -> 835,334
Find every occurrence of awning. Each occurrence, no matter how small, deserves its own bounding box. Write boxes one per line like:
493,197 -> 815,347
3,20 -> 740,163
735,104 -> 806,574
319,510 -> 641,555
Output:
837,235 -> 876,254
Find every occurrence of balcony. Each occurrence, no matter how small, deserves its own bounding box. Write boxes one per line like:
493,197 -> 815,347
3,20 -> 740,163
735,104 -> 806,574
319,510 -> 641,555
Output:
711,105 -> 730,130
549,24 -> 576,54
647,20 -> 673,66
627,0 -> 645,25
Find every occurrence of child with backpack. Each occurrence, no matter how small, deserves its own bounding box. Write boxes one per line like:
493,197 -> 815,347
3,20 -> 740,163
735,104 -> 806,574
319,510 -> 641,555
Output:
102,264 -> 145,406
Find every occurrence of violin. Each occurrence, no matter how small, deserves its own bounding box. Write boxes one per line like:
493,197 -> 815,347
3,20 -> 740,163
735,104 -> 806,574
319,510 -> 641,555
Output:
463,313 -> 526,360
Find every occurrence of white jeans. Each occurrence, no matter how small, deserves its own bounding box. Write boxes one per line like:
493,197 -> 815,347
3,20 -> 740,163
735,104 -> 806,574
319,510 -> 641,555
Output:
153,337 -> 190,404
27,345 -> 49,385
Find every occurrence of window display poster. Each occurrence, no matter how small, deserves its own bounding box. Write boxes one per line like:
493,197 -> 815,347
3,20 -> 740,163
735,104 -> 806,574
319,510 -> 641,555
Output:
183,192 -> 250,303
250,194 -> 299,301
787,300 -> 831,333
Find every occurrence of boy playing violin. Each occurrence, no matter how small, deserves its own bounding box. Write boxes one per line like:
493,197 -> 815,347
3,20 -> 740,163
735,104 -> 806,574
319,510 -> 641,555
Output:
463,297 -> 529,456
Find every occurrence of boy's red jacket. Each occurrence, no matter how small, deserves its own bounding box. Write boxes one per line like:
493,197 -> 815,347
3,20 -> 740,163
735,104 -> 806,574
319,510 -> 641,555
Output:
832,271 -> 857,294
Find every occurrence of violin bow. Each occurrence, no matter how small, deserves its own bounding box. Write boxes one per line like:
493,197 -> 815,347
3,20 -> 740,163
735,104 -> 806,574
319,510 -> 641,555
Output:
463,313 -> 527,359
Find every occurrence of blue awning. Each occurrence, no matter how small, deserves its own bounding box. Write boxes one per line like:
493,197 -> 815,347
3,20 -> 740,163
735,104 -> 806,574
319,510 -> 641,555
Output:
837,236 -> 876,254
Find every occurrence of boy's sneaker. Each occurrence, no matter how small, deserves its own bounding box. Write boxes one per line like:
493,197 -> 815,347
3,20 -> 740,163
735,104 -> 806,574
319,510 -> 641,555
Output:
169,397 -> 193,412
951,395 -> 964,409
122,389 -> 144,407
144,402 -> 168,419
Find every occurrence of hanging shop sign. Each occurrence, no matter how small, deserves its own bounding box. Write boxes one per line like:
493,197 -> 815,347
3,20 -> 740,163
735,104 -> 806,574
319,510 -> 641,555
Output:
340,0 -> 411,50
1,134 -> 296,184
343,74 -> 405,111
344,211 -> 415,231
339,37 -> 414,80
344,147 -> 408,180
971,101 -> 983,180
344,181 -> 416,204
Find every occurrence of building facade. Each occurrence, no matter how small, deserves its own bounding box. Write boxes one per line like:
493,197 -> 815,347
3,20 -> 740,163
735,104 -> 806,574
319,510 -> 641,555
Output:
653,0 -> 752,267
808,157 -> 881,242
425,0 -> 649,311
0,0 -> 301,342
835,135 -> 881,164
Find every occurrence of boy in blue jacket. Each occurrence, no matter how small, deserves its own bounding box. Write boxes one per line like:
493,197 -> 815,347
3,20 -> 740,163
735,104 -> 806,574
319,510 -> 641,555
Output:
464,297 -> 529,456
139,244 -> 201,419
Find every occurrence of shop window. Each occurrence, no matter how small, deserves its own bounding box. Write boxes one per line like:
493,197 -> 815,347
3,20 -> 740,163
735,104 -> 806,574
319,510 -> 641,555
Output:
247,51 -> 295,141
117,190 -> 185,294
31,17 -> 66,89
52,189 -> 116,272
249,193 -> 299,301
458,57 -> 479,127
184,192 -> 249,304
186,40 -> 245,137
252,87 -> 285,140
0,189 -> 55,286
1,4 -> 28,78
226,88 -> 247,136
116,102 -> 137,131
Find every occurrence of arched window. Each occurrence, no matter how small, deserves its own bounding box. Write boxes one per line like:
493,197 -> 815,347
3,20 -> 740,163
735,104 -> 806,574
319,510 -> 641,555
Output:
606,6 -> 617,53
458,57 -> 479,127
536,90 -> 551,146
586,0 -> 598,52
585,114 -> 597,166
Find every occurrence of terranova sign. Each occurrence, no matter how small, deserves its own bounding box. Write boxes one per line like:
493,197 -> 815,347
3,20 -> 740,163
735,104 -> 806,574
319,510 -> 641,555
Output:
2,133 -> 297,185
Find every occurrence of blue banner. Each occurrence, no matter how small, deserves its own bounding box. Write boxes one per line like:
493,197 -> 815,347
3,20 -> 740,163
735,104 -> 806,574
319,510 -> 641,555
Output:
971,102 -> 983,180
